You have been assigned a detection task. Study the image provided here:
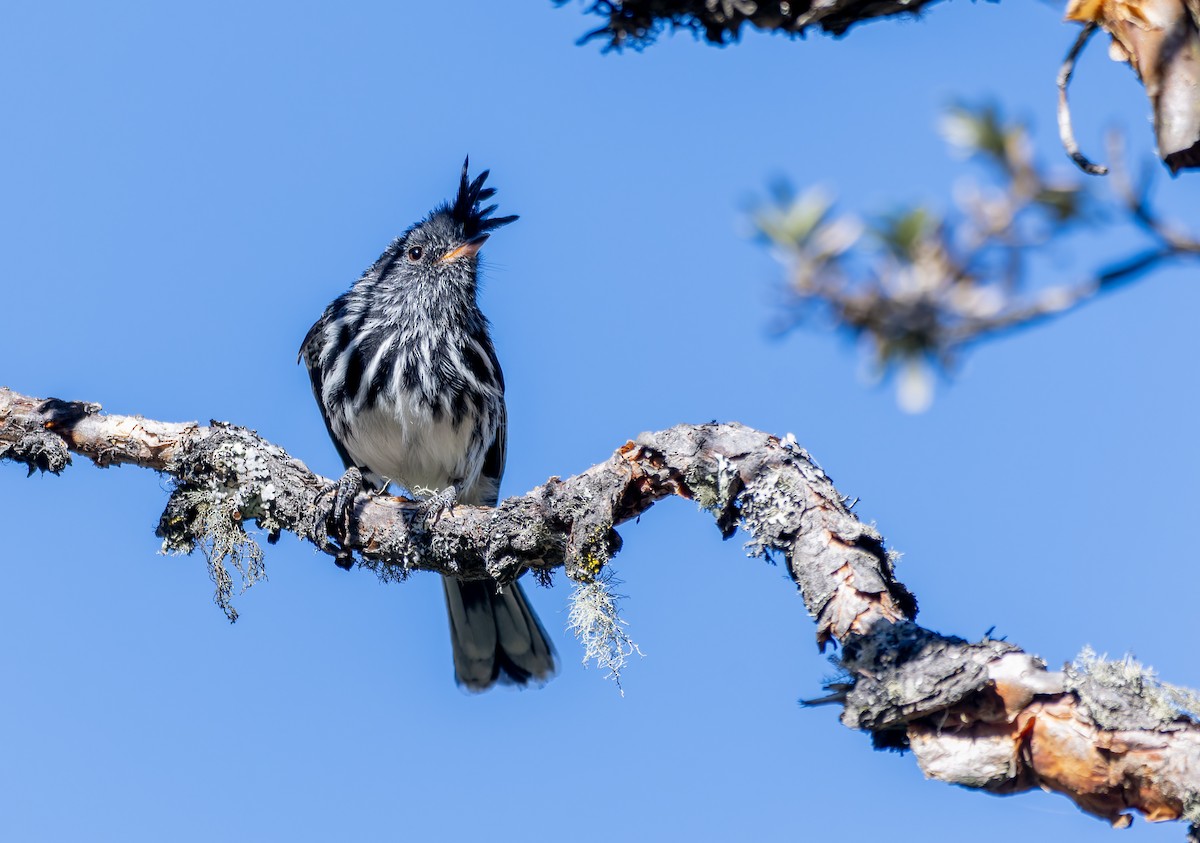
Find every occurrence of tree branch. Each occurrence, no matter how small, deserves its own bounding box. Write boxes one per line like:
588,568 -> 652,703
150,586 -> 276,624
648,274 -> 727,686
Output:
944,246 -> 1178,346
1057,22 -> 1108,176
557,0 -> 944,49
756,106 -> 1200,413
1110,135 -> 1200,255
2,385 -> 1197,834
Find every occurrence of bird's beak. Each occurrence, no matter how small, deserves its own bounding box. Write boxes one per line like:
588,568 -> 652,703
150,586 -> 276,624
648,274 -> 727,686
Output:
441,233 -> 489,263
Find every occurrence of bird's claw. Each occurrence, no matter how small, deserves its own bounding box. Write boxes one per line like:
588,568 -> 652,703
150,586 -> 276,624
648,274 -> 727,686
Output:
413,484 -> 458,527
314,467 -> 363,569
332,467 -> 363,523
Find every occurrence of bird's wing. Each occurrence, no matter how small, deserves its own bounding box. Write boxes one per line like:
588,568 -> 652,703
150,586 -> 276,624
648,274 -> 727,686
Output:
478,340 -> 506,508
298,313 -> 361,479
478,399 -> 506,508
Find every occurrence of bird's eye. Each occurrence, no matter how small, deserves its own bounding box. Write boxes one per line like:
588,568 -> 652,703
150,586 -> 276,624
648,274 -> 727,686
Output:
406,246 -> 424,261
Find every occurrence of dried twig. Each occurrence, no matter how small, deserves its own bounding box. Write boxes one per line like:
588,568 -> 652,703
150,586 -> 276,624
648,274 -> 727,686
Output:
1057,22 -> 1108,176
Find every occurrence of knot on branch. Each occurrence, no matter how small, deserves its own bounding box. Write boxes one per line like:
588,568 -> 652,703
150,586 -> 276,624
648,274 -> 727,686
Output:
0,397 -> 99,475
840,621 -> 1023,741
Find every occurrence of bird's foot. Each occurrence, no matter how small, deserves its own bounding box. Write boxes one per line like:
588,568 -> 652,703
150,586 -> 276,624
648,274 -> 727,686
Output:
314,467 -> 363,569
411,484 -> 459,527
331,467 -> 364,522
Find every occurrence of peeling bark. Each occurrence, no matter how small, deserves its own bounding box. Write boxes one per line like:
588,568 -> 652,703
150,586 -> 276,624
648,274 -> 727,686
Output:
1,385 -> 1197,835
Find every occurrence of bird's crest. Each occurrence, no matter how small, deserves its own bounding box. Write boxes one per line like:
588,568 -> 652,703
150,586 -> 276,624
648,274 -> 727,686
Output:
450,157 -> 519,239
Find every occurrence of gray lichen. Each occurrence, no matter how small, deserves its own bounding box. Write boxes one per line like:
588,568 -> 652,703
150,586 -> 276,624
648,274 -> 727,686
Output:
686,451 -> 745,539
0,429 -> 72,475
1066,647 -> 1200,731
161,490 -> 265,622
561,487 -> 622,581
557,486 -> 638,687
739,463 -> 806,558
157,425 -> 290,621
567,568 -> 644,693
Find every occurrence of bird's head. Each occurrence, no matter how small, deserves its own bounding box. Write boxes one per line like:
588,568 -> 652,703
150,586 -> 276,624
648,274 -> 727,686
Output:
377,158 -> 518,296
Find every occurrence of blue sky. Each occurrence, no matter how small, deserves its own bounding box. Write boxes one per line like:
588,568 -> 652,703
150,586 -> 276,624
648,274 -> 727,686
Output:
2,2 -> 1198,841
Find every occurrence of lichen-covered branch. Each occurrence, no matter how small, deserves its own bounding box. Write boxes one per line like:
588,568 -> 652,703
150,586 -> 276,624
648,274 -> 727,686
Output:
556,0 -> 945,49
1,385 -> 1197,835
0,386 -> 915,635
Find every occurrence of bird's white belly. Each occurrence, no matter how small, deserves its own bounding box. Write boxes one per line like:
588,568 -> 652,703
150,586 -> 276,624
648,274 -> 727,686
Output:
340,397 -> 480,496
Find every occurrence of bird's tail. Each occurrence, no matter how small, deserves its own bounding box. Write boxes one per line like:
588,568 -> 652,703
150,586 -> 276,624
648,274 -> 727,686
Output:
441,576 -> 557,691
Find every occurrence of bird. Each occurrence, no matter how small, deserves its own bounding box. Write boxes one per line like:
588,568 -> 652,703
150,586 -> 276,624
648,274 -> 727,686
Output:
299,159 -> 556,691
